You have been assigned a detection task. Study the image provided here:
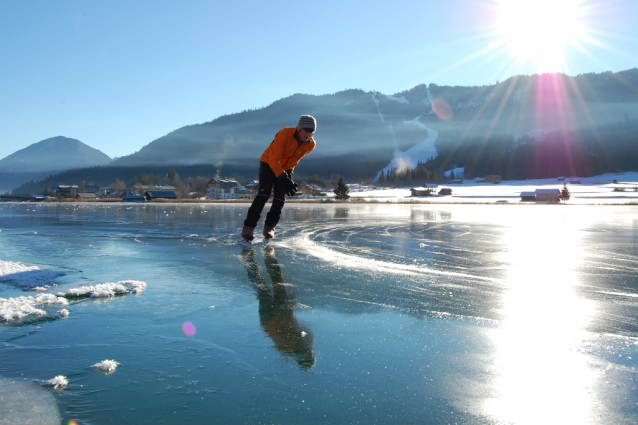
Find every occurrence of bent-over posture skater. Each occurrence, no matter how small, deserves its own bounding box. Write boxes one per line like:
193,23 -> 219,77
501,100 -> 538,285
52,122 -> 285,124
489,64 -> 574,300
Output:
241,115 -> 317,241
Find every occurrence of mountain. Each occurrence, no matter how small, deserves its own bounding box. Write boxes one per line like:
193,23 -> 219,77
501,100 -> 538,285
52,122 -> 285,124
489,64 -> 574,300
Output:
10,69 -> 638,194
0,136 -> 112,193
110,68 -> 638,176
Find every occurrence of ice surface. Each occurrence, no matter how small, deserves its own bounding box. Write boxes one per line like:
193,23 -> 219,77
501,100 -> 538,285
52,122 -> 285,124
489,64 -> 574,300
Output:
0,200 -> 636,424
0,377 -> 62,425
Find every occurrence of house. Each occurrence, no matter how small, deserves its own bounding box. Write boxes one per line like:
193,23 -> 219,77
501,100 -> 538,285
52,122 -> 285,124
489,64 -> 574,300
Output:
56,185 -> 78,198
144,190 -> 178,201
450,179 -> 464,184
557,177 -> 565,181
244,180 -> 259,197
410,184 -> 437,196
534,189 -> 560,203
520,191 -> 536,202
205,177 -> 243,199
438,188 -> 452,196
475,175 -> 501,184
569,179 -> 581,184
301,184 -> 322,196
77,192 -> 97,200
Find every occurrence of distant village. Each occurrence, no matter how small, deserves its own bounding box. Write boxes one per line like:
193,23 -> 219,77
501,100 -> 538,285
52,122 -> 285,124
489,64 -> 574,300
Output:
0,171 -> 613,204
35,177 -> 327,202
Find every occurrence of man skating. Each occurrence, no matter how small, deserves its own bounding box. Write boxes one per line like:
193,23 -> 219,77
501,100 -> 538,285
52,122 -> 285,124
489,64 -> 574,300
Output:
240,115 -> 317,242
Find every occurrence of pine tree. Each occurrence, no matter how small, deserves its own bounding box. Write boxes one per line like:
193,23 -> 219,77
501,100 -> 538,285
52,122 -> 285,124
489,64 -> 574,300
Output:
559,183 -> 571,202
333,176 -> 350,200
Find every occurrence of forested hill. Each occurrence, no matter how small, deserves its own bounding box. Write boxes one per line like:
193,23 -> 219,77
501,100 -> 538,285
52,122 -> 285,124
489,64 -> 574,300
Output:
11,69 -> 638,194
1,136 -> 112,194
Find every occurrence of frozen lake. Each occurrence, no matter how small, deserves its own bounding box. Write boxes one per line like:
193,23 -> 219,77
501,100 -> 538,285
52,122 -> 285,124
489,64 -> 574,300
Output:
1,202 -> 637,424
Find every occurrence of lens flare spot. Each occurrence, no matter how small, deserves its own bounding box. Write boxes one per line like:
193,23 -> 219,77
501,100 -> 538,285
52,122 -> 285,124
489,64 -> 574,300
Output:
182,321 -> 197,337
432,98 -> 454,121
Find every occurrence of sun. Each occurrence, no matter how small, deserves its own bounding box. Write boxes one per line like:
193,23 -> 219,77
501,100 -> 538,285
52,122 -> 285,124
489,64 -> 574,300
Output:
495,0 -> 587,72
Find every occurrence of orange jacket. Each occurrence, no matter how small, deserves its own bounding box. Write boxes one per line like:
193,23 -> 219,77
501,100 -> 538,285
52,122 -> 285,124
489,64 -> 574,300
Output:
260,127 -> 316,178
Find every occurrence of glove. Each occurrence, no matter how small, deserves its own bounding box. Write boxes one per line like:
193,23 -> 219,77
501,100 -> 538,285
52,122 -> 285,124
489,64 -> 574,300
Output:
277,173 -> 299,196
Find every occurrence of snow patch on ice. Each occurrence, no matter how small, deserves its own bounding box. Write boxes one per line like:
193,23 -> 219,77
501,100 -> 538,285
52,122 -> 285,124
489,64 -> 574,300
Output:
0,293 -> 69,322
44,375 -> 68,389
92,359 -> 120,373
2,274 -> 147,322
0,260 -> 65,291
57,280 -> 147,298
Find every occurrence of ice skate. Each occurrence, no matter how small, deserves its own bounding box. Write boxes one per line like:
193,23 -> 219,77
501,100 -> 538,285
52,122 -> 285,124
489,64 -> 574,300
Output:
240,226 -> 255,242
263,225 -> 275,240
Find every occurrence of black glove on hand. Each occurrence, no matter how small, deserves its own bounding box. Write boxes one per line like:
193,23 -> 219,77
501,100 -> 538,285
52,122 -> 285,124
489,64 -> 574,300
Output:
277,173 -> 298,196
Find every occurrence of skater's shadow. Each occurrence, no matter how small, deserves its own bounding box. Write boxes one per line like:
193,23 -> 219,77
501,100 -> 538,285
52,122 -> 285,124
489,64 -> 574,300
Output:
241,246 -> 316,370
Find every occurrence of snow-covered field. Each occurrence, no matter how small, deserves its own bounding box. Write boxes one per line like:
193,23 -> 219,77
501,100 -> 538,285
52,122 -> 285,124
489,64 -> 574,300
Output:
339,172 -> 638,204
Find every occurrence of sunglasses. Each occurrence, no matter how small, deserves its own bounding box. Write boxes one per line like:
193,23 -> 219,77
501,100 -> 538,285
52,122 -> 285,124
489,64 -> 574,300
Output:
302,128 -> 315,133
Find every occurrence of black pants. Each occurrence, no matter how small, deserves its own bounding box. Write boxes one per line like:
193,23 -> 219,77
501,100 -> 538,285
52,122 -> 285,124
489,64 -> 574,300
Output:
244,162 -> 291,229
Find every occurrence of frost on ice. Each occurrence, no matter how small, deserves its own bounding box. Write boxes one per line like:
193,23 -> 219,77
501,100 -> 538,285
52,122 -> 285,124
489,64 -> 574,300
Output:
44,375 -> 68,389
0,260 -> 65,291
92,359 -> 120,373
1,270 -> 147,322
56,280 -> 147,298
0,294 -> 69,322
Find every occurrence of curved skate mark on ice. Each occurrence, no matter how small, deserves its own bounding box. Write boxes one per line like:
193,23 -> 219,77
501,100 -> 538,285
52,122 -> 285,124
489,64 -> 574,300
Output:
293,228 -> 499,282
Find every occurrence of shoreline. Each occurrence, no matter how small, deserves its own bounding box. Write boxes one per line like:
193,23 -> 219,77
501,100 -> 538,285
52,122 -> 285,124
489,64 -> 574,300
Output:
1,197 -> 636,206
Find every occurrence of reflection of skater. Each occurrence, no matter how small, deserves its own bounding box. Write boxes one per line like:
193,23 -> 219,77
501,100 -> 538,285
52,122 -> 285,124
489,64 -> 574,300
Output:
240,115 -> 317,242
241,246 -> 316,370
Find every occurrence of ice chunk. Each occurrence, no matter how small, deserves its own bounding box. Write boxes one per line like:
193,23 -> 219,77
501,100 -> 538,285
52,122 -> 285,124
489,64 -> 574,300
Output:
57,280 -> 147,299
0,294 -> 69,322
44,375 -> 68,389
92,359 -> 120,373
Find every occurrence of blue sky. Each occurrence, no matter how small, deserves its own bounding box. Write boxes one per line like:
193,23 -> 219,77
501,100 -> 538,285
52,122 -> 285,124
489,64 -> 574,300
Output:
1,0 -> 636,160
